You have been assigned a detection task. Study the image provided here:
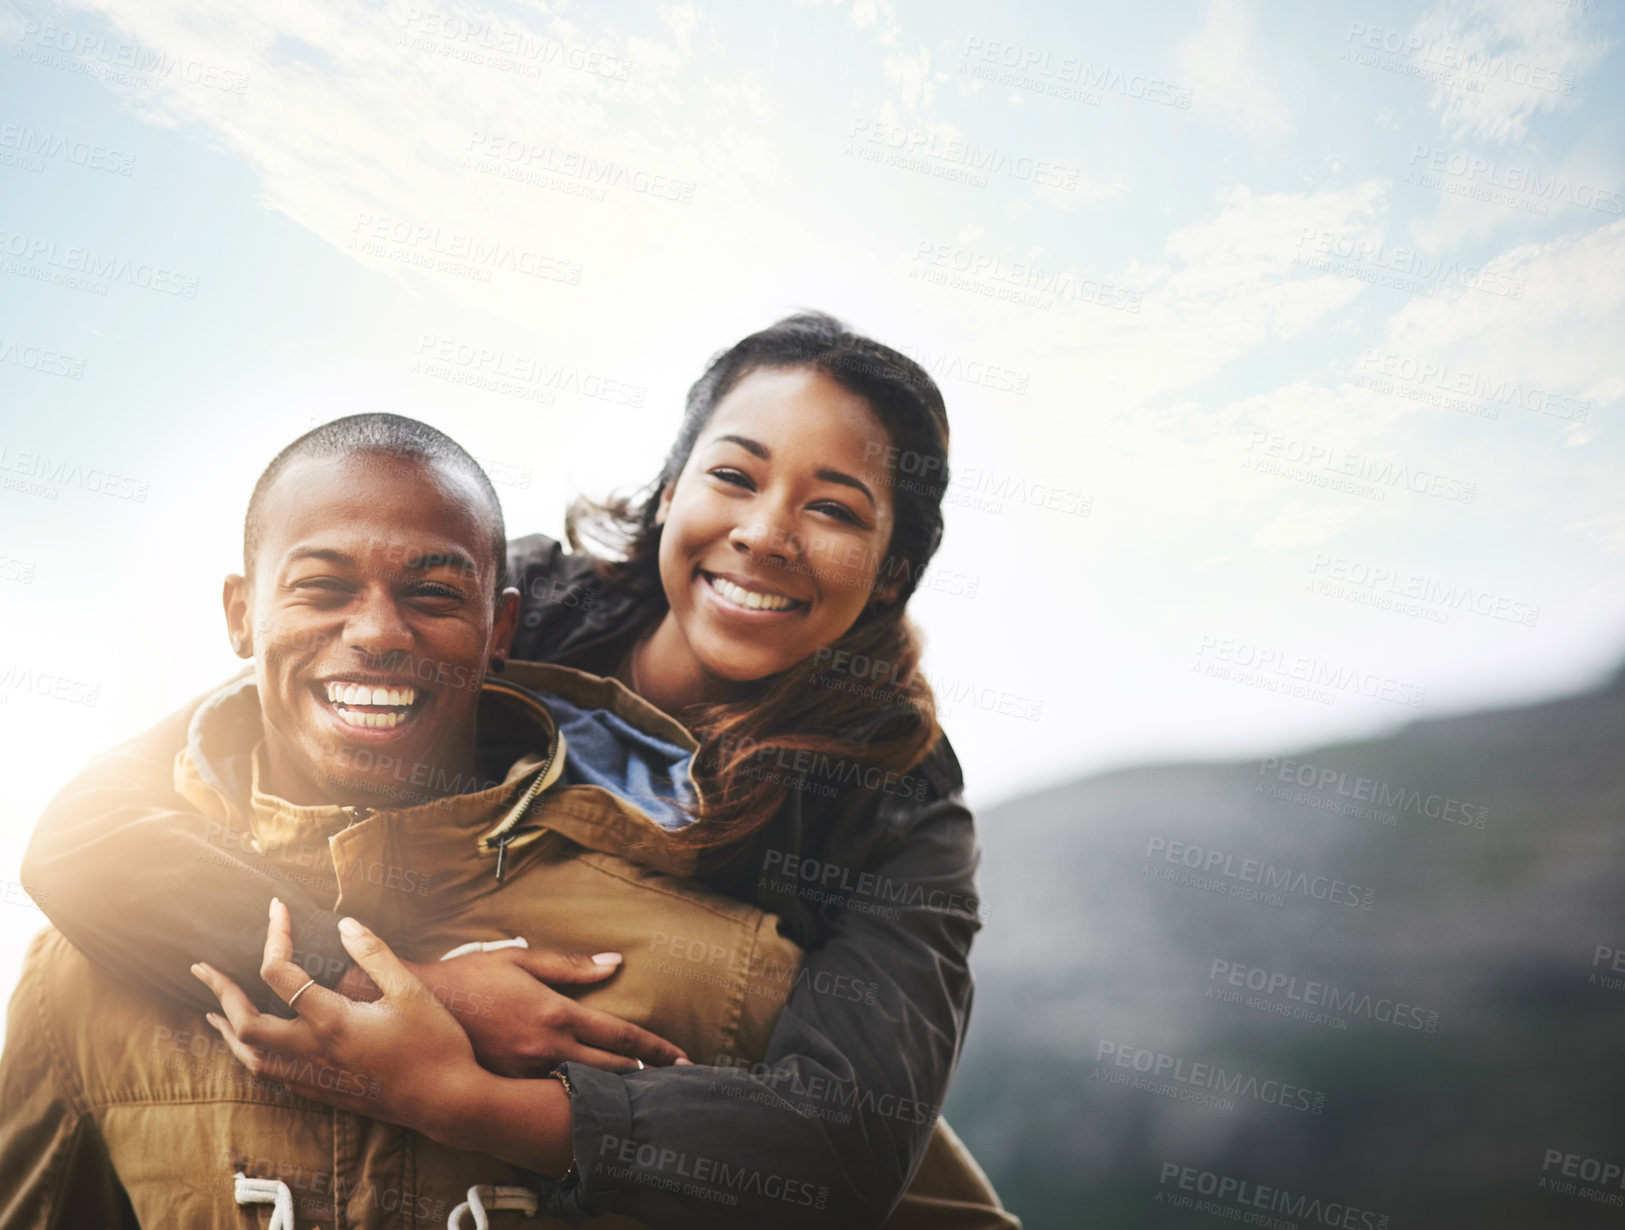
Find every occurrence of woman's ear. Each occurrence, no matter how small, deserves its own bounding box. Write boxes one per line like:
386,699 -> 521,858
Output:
654,482 -> 674,526
222,574 -> 254,658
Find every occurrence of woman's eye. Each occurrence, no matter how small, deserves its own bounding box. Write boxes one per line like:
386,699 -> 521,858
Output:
710,468 -> 755,489
813,501 -> 861,525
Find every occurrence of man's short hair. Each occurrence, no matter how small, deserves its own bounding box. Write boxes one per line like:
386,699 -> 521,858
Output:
243,413 -> 509,594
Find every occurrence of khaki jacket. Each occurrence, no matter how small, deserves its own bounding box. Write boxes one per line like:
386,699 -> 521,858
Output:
0,662 -> 1015,1228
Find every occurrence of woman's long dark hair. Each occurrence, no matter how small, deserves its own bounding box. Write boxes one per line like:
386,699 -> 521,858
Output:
567,311 -> 952,851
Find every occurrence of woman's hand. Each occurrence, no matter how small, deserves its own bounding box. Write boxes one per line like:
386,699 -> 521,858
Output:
332,940 -> 690,1076
399,947 -> 690,1076
192,899 -> 482,1133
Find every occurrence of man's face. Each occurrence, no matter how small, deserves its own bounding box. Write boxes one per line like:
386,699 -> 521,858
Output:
224,452 -> 518,807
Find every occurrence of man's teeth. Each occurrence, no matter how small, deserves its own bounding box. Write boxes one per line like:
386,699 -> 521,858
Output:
709,575 -> 796,611
322,681 -> 417,729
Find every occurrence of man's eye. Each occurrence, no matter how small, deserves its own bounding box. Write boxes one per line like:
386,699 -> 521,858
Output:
293,578 -> 349,593
413,583 -> 464,600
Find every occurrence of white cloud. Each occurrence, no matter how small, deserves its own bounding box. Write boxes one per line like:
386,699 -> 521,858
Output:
883,46 -> 933,111
1175,0 -> 1291,141
1409,0 -> 1610,144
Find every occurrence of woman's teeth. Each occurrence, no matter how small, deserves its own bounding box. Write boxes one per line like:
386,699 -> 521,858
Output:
708,575 -> 796,611
323,682 -> 417,729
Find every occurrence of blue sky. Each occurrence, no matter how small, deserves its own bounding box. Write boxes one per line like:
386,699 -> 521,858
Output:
2,0 -> 1622,1000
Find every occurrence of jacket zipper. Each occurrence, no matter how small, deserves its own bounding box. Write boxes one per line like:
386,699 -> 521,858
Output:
479,681 -> 563,880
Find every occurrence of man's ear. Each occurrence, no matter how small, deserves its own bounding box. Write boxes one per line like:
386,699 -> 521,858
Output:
222,575 -> 254,658
491,587 -> 521,664
654,482 -> 674,527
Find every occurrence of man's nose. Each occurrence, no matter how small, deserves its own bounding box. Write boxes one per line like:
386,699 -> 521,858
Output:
342,590 -> 413,658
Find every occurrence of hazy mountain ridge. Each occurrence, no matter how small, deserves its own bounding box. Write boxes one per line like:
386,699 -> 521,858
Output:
946,667 -> 1625,1228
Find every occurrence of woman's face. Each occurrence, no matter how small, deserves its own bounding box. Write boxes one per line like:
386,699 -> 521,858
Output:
655,365 -> 898,686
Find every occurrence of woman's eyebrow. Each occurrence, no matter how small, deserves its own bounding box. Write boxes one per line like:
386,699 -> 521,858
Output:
715,433 -> 769,459
815,468 -> 876,510
713,434 -> 876,510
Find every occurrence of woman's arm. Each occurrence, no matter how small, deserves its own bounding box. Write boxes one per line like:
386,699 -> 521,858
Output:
199,796 -> 982,1230
23,689 -> 688,1072
22,685 -> 353,1013
550,780 -> 982,1228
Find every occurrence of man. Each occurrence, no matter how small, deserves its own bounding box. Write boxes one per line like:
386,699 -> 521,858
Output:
0,414 -> 1014,1228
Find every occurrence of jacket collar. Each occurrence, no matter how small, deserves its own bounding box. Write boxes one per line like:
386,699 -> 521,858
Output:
173,662 -> 702,874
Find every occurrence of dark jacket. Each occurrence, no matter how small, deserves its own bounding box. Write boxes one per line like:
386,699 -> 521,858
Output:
21,535 -> 986,1229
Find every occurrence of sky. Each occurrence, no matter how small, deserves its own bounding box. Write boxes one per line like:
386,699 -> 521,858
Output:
1,0 -> 1622,997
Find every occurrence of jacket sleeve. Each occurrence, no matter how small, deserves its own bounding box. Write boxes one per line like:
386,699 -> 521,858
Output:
548,772 -> 982,1228
0,932 -> 140,1230
19,687 -> 352,1013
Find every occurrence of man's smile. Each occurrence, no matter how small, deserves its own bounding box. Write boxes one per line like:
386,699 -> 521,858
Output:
316,678 -> 424,732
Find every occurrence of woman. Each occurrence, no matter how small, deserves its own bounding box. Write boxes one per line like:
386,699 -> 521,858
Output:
23,312 -> 1001,1227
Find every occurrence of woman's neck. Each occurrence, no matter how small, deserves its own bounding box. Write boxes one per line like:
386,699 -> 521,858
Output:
622,614 -> 743,718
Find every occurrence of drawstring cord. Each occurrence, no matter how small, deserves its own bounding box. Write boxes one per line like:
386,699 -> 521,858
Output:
234,1173 -> 294,1230
448,1184 -> 539,1228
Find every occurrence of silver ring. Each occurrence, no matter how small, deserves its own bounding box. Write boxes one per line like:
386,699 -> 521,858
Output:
286,978 -> 318,1011
635,1058 -> 645,1071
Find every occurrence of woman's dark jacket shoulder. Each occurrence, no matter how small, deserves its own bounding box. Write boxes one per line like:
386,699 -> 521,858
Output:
506,533 -> 978,952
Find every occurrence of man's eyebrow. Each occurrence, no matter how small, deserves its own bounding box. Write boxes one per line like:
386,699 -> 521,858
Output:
402,550 -> 479,574
285,547 -> 356,569
712,435 -> 877,510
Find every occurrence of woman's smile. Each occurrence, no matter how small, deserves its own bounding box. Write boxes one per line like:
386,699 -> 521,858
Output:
697,568 -> 808,616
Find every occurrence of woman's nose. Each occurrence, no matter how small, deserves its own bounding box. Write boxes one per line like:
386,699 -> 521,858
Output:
729,514 -> 803,562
